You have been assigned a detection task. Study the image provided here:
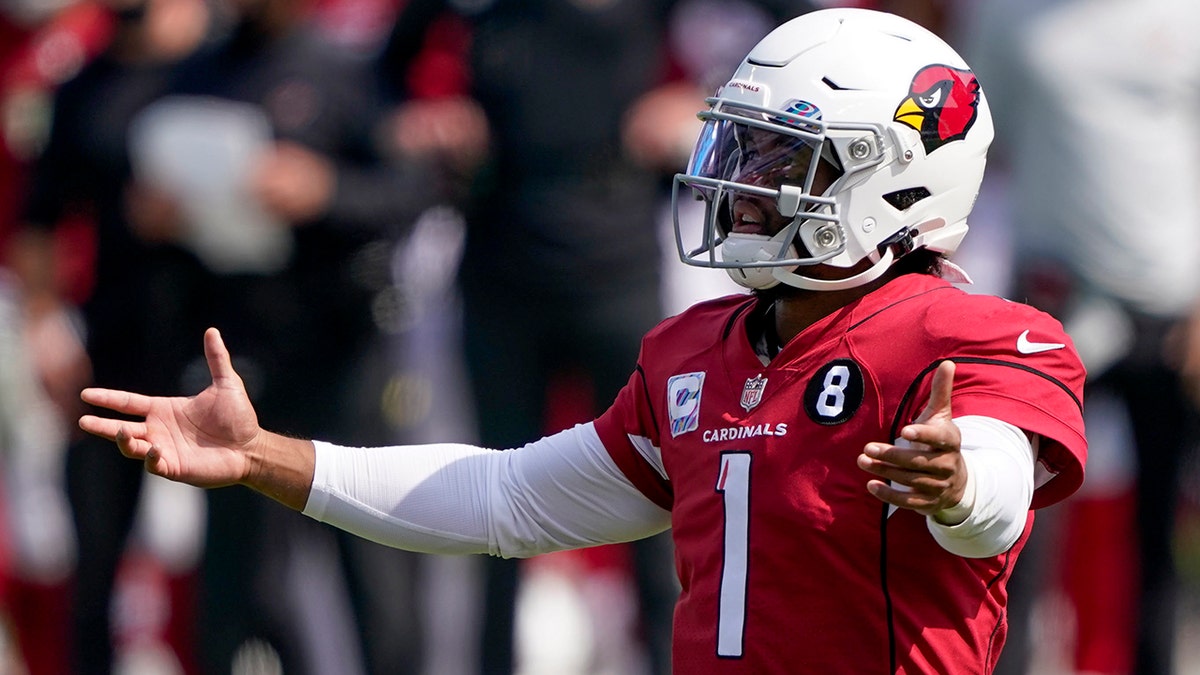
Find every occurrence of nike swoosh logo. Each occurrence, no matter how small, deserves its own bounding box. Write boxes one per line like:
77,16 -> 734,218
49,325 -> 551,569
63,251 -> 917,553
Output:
1016,330 -> 1065,355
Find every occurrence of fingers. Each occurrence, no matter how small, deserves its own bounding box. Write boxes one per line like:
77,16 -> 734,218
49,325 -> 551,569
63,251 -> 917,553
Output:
901,360 -> 959,447
78,414 -> 141,441
79,415 -> 170,478
858,445 -> 953,486
80,387 -> 155,417
860,367 -> 969,513
899,419 -> 960,451
860,434 -> 960,510
864,479 -> 943,514
204,327 -> 238,385
143,445 -> 167,477
912,360 -> 955,426
863,437 -> 955,468
78,416 -> 152,456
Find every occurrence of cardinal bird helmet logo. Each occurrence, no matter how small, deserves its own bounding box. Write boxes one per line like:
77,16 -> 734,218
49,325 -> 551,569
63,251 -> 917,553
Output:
893,64 -> 981,154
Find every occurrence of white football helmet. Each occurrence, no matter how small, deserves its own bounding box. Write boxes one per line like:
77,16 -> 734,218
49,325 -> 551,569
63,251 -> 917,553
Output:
672,8 -> 993,291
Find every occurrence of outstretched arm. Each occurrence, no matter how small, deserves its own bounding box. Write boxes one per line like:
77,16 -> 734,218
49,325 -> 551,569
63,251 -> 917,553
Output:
78,328 -> 670,556
77,327 -> 316,510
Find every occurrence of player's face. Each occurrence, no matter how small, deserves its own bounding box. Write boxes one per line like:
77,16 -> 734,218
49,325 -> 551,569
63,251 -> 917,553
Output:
727,126 -> 838,239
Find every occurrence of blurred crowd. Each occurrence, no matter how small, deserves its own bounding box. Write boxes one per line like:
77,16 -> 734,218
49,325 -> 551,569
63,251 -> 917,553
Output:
0,0 -> 1197,674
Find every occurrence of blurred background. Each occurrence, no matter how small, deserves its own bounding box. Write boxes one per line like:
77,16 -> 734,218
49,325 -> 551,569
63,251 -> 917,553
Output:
0,0 -> 1198,673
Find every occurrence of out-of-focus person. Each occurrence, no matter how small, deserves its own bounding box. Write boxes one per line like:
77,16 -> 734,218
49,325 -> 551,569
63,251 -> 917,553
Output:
120,0 -> 456,671
0,271 -> 81,674
0,2 -> 115,672
1,0 -> 112,249
7,0 -> 210,671
967,0 -> 1200,673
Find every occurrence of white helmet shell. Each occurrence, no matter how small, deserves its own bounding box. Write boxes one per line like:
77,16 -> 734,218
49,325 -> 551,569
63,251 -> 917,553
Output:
672,8 -> 993,291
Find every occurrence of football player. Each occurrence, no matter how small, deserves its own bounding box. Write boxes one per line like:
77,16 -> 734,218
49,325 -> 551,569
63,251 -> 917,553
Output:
77,8 -> 1086,673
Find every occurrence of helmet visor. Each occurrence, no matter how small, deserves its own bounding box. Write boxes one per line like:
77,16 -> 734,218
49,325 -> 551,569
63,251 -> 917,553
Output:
684,108 -> 841,226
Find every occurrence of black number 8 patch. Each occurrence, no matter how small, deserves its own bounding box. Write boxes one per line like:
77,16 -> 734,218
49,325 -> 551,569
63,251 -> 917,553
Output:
803,359 -> 864,425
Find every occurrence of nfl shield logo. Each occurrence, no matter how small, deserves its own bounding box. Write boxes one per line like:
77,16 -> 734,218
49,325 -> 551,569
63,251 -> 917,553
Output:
740,374 -> 768,411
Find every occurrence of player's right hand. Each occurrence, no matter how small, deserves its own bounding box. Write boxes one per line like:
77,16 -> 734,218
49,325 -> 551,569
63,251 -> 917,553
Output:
78,327 -> 263,488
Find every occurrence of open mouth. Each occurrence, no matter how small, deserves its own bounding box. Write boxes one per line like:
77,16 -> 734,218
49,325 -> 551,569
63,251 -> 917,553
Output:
731,199 -> 771,236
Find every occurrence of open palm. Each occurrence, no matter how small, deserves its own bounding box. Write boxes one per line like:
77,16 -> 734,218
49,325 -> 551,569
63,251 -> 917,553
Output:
79,328 -> 263,488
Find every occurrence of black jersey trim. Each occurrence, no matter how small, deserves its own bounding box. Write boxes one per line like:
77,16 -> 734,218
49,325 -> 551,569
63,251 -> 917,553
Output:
986,547 -> 1013,590
984,548 -> 1016,666
847,285 -> 956,333
880,356 -> 1079,672
633,363 -> 675,505
723,296 -> 759,341
889,357 -> 1083,429
879,501 -> 897,674
636,364 -> 659,434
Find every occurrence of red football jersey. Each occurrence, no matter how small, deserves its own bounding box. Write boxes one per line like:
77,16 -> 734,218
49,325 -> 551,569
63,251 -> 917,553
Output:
594,273 -> 1086,674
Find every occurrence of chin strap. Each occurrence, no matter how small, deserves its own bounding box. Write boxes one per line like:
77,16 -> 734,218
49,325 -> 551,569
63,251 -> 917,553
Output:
722,232 -> 971,292
773,247 -> 896,292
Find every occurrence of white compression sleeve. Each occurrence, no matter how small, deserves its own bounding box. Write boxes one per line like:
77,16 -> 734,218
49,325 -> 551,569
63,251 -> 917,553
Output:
302,422 -> 671,558
926,415 -> 1036,558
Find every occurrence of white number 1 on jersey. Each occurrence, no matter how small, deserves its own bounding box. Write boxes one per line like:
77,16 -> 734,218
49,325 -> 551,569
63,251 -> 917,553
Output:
716,452 -> 752,657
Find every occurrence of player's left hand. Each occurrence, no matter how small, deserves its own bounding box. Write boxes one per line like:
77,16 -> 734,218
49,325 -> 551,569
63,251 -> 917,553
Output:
857,360 -> 968,518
